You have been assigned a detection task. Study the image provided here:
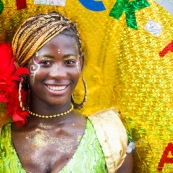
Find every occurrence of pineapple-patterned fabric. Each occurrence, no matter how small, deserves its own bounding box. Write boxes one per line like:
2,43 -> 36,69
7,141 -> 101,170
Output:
0,0 -> 173,172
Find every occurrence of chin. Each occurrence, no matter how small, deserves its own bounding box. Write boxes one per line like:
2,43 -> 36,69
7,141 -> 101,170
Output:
47,98 -> 70,107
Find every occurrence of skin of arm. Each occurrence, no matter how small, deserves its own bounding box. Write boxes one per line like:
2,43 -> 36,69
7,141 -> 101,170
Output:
117,153 -> 133,173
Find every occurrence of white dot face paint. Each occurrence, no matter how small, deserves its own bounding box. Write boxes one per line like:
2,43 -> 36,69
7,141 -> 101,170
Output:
35,52 -> 39,57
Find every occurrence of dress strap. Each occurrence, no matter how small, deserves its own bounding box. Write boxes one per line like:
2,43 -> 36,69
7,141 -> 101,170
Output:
88,109 -> 127,173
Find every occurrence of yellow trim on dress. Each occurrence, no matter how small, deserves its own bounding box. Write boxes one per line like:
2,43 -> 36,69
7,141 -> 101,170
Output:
88,109 -> 128,173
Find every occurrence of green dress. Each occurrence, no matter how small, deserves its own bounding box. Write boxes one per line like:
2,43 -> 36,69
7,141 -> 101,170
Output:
0,119 -> 107,173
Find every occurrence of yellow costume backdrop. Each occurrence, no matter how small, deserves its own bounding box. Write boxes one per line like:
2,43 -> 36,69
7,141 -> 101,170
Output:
0,0 -> 173,172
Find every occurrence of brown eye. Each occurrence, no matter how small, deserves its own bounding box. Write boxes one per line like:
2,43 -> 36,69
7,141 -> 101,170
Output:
40,60 -> 52,66
65,59 -> 77,66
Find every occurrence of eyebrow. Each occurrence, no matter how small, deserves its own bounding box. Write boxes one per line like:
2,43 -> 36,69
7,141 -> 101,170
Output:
40,54 -> 54,59
38,54 -> 78,60
64,55 -> 77,59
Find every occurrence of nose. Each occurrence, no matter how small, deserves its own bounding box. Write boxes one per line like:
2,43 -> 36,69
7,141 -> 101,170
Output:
49,63 -> 67,78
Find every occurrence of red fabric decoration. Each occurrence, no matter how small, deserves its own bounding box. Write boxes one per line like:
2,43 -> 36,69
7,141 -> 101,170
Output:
16,0 -> 27,10
159,40 -> 173,57
158,142 -> 173,171
0,43 -> 29,126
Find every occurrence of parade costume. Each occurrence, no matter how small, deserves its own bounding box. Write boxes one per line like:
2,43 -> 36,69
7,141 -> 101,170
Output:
0,113 -> 127,173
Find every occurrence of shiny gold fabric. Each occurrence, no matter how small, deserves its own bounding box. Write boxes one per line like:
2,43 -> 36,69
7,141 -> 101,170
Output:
0,0 -> 173,172
89,109 -> 127,173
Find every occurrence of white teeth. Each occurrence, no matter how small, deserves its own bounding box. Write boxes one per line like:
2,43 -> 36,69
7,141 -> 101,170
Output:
47,85 -> 66,91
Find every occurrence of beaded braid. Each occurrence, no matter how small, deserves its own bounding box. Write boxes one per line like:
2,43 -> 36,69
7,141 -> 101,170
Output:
12,11 -> 82,67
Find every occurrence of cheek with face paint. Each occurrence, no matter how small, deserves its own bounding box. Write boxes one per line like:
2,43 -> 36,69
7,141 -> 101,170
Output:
73,41 -> 82,74
29,56 -> 41,85
75,58 -> 81,73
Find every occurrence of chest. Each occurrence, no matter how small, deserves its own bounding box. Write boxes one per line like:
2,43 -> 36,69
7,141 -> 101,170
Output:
1,121 -> 107,173
12,127 -> 82,172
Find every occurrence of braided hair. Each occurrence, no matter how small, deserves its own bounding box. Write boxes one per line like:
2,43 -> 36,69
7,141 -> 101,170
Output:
12,11 -> 82,67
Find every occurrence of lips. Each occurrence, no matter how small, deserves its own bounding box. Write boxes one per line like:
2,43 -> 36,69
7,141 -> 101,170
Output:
46,85 -> 67,91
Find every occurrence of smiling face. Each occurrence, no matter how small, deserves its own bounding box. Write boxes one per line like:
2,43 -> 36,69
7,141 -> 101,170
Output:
27,34 -> 83,107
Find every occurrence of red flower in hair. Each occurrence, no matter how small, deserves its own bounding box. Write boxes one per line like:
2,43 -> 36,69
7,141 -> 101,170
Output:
0,43 -> 29,126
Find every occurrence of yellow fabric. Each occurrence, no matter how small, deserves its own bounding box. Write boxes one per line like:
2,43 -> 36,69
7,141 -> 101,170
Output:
88,109 -> 127,173
0,0 -> 173,172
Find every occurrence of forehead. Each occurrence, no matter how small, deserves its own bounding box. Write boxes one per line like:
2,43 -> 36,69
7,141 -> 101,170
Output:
38,34 -> 78,54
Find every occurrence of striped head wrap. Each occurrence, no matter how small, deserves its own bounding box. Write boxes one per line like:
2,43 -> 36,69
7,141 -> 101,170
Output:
12,11 -> 82,67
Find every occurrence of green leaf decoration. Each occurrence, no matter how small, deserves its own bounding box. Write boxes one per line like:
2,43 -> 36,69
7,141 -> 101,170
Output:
109,0 -> 150,30
0,0 -> 4,14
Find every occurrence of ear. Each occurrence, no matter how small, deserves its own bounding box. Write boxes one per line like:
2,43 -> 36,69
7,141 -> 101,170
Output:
79,53 -> 84,72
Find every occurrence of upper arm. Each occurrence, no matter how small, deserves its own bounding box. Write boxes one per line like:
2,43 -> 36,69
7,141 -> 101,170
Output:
117,152 -> 133,173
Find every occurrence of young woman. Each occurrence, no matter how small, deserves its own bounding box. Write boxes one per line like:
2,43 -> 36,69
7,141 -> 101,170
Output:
0,12 -> 133,173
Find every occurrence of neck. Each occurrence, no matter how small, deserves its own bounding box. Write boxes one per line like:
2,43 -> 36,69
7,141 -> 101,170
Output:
29,96 -> 72,114
26,112 -> 74,129
25,101 -> 73,127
